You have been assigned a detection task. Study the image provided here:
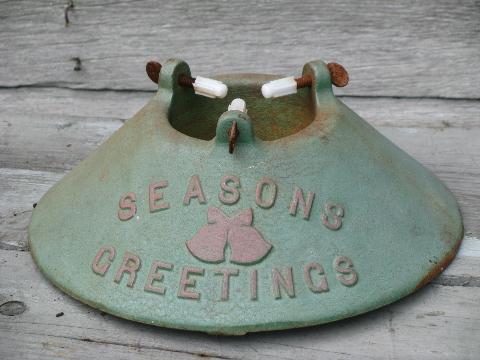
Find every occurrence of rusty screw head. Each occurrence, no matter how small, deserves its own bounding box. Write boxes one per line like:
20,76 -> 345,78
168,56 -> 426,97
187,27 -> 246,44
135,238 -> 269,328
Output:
228,121 -> 239,154
146,61 -> 195,88
327,62 -> 349,87
146,61 -> 162,84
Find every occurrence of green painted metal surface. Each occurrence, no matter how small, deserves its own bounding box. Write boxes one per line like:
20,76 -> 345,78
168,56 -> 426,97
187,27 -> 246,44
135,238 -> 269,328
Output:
29,59 -> 463,335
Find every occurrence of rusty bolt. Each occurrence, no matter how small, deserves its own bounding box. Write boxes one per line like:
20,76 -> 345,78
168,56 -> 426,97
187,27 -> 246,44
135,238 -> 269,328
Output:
178,74 -> 195,88
295,75 -> 312,89
228,121 -> 239,154
295,62 -> 349,88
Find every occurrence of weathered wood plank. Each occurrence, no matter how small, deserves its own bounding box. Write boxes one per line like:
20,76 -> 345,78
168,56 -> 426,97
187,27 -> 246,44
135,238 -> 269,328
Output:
2,89 -> 479,173
0,331 -> 206,360
0,87 -> 140,172
1,1 -> 478,357
2,88 -> 479,234
0,168 -> 61,251
0,250 -> 479,360
1,166 -> 478,287
0,1 -> 479,97
2,88 -> 479,130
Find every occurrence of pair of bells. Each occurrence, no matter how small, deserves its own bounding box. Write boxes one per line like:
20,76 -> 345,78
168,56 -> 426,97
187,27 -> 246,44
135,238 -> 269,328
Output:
29,59 -> 463,335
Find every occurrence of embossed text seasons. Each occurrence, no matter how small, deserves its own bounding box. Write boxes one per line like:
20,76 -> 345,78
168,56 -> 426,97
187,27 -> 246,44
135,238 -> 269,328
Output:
118,175 -> 345,230
92,245 -> 358,301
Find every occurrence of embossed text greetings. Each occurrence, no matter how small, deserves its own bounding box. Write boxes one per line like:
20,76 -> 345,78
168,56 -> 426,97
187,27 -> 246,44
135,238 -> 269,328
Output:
91,175 -> 357,301
92,245 -> 358,301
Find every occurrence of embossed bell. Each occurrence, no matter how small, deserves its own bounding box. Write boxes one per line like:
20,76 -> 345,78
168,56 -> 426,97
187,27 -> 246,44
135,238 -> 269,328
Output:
29,59 -> 463,335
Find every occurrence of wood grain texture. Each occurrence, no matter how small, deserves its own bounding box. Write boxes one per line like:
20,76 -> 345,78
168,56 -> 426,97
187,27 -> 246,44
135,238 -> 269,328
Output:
1,250 -> 479,360
0,1 -> 479,98
0,168 -> 61,251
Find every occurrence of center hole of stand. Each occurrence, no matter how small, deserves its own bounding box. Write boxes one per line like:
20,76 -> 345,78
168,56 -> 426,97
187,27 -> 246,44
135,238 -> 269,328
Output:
168,74 -> 316,141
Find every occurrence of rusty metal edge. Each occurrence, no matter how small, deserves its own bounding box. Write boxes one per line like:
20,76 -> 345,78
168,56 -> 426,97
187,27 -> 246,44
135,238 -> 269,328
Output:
414,226 -> 464,292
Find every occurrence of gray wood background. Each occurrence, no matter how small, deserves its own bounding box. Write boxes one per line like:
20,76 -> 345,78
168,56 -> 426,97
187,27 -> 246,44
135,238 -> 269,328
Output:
1,1 -> 479,359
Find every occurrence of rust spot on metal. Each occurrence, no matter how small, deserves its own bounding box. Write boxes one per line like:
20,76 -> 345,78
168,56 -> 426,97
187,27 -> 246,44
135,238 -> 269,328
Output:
327,62 -> 349,87
415,231 -> 463,291
146,61 -> 161,84
178,74 -> 195,88
228,121 -> 239,154
294,63 -> 348,88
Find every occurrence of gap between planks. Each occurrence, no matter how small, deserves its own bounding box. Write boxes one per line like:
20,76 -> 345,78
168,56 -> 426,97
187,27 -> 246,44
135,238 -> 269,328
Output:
1,84 -> 480,103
